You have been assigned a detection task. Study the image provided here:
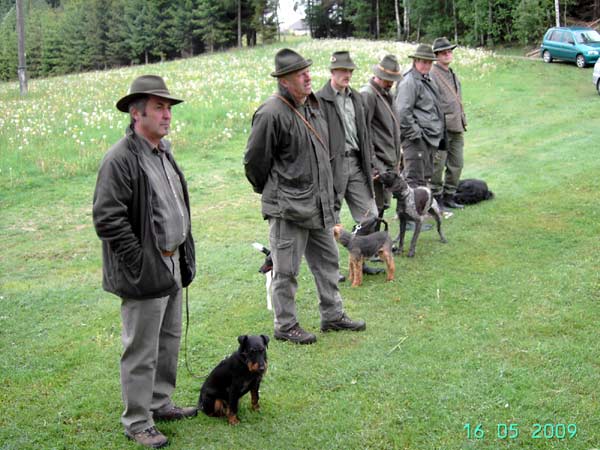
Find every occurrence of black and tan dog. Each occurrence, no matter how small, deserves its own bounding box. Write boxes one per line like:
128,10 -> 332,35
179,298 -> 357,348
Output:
332,223 -> 395,287
198,335 -> 269,425
379,171 -> 447,257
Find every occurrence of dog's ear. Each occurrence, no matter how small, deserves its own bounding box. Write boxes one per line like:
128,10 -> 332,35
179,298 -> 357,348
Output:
237,335 -> 248,348
260,334 -> 270,347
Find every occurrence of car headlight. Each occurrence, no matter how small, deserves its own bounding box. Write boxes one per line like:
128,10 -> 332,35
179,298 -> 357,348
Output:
587,50 -> 599,56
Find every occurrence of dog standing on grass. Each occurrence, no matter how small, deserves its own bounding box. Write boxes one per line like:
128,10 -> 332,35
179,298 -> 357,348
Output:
378,171 -> 447,257
198,335 -> 269,425
333,223 -> 395,287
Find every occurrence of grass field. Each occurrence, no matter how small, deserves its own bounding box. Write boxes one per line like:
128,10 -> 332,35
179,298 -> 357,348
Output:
1,38 -> 599,449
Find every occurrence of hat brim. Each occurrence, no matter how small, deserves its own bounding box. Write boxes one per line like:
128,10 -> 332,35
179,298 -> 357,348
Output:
408,54 -> 438,61
330,62 -> 357,71
116,92 -> 184,113
270,59 -> 313,78
372,64 -> 403,81
434,44 -> 457,53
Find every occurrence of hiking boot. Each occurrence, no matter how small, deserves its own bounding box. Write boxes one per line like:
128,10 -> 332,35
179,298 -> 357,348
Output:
443,194 -> 464,209
321,313 -> 366,332
362,264 -> 384,275
274,323 -> 317,344
153,405 -> 198,421
125,426 -> 168,449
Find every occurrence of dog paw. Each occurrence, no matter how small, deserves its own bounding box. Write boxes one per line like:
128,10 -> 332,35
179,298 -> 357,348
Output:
227,415 -> 240,425
251,403 -> 261,411
407,252 -> 415,258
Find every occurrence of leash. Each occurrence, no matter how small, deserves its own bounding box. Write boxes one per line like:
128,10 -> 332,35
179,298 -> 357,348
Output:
274,94 -> 327,150
183,287 -> 207,380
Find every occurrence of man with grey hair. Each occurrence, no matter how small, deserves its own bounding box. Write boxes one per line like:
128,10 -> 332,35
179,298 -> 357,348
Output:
93,75 -> 197,448
429,37 -> 466,210
244,48 -> 366,345
395,44 -> 444,188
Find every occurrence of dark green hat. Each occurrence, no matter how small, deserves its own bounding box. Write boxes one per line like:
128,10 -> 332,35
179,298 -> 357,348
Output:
270,48 -> 313,78
433,37 -> 457,53
408,44 -> 437,61
329,51 -> 357,70
116,75 -> 183,113
372,54 -> 402,82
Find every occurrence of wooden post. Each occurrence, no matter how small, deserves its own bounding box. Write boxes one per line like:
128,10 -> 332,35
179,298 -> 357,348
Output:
16,0 -> 28,96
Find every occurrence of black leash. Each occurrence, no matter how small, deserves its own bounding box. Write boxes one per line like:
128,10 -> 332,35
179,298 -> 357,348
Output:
183,287 -> 207,380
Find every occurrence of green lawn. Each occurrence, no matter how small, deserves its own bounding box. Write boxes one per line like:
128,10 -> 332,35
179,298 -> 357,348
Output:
1,39 -> 599,449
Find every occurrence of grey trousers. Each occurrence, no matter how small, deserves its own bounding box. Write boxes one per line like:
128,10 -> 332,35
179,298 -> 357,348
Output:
120,251 -> 182,434
431,131 -> 464,196
268,218 -> 345,332
334,154 -> 378,223
402,138 -> 436,188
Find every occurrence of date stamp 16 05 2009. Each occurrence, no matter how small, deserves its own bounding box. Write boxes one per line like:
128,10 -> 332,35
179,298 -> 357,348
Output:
464,422 -> 577,441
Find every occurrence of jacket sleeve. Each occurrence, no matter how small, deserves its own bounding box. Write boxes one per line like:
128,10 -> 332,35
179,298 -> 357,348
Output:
395,77 -> 422,142
92,153 -> 143,273
244,106 -> 276,194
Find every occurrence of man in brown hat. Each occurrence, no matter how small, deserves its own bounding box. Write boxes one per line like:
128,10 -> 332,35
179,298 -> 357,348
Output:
244,48 -> 366,345
361,54 -> 403,221
316,51 -> 381,277
429,37 -> 467,210
93,75 -> 197,448
395,44 -> 444,188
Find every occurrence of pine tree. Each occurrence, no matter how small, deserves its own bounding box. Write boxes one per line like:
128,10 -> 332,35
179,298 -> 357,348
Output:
193,0 -> 234,52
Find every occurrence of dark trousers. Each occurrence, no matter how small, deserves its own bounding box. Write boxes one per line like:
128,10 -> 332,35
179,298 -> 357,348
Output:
402,138 -> 436,188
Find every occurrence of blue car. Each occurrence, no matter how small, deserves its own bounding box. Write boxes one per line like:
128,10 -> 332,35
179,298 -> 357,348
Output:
540,26 -> 600,68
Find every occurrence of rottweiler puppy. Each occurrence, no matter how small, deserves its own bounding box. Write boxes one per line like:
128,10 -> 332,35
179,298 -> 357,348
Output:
198,335 -> 269,425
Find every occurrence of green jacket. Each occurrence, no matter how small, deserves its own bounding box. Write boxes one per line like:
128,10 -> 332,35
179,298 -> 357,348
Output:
316,80 -> 374,198
93,126 -> 196,300
244,86 -> 336,230
361,78 -> 402,174
395,68 -> 444,147
430,64 -> 467,133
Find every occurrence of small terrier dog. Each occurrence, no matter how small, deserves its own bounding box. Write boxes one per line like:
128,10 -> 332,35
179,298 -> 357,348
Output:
198,335 -> 269,425
332,223 -> 395,287
379,171 -> 447,257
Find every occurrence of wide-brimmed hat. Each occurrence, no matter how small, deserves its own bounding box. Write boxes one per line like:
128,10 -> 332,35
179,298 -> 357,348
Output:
329,51 -> 357,70
270,48 -> 312,78
408,44 -> 437,61
433,37 -> 457,53
372,54 -> 402,81
116,75 -> 183,113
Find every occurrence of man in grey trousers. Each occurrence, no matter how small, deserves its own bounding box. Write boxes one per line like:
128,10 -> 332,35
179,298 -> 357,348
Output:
93,75 -> 197,449
244,48 -> 366,345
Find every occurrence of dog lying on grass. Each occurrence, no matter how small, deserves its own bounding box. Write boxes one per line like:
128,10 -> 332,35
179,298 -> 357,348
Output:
198,335 -> 269,425
454,178 -> 495,205
332,223 -> 395,287
378,171 -> 447,257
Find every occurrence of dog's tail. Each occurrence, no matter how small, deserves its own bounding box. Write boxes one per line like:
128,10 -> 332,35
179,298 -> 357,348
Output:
252,242 -> 270,256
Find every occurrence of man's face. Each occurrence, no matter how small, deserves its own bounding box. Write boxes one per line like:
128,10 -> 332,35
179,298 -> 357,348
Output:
414,59 -> 433,75
436,49 -> 454,66
282,67 -> 312,102
331,68 -> 353,91
133,95 -> 173,144
374,76 -> 394,92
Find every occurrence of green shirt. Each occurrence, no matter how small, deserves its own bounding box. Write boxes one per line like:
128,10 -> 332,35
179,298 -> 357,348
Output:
334,87 -> 360,154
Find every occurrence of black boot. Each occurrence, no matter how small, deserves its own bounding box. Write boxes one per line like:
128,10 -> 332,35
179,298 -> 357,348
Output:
443,194 -> 464,209
362,263 -> 384,275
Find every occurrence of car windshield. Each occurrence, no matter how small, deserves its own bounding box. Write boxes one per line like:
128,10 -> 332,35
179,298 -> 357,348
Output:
575,30 -> 600,44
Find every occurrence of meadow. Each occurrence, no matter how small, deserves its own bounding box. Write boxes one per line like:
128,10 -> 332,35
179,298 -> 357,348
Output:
1,38 -> 599,449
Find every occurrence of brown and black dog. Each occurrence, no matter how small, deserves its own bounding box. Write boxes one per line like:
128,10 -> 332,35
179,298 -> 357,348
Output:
198,335 -> 269,425
379,171 -> 447,257
333,223 -> 395,287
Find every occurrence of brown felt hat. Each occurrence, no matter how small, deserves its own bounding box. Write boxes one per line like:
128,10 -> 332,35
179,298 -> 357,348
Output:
408,44 -> 437,61
270,48 -> 312,78
329,51 -> 357,70
372,54 -> 402,81
116,75 -> 183,113
433,37 -> 457,53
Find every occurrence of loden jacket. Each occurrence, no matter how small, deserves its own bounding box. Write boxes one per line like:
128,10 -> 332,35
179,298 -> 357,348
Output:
429,63 -> 467,133
243,86 -> 336,230
93,126 -> 196,300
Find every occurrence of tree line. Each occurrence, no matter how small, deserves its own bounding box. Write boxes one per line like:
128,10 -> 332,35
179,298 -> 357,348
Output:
1,0 -> 598,82
0,0 -> 279,81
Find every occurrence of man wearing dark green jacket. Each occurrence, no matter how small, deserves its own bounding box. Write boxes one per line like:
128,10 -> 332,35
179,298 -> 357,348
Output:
93,75 -> 196,449
244,49 -> 366,345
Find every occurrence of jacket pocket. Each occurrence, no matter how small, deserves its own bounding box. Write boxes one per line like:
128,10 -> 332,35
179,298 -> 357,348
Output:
278,182 -> 319,223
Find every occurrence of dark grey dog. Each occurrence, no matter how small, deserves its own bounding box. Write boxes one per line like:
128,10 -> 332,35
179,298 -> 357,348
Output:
378,172 -> 447,257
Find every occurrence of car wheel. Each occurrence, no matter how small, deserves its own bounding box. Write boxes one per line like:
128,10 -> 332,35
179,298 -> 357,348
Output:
576,54 -> 586,68
542,50 -> 553,63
